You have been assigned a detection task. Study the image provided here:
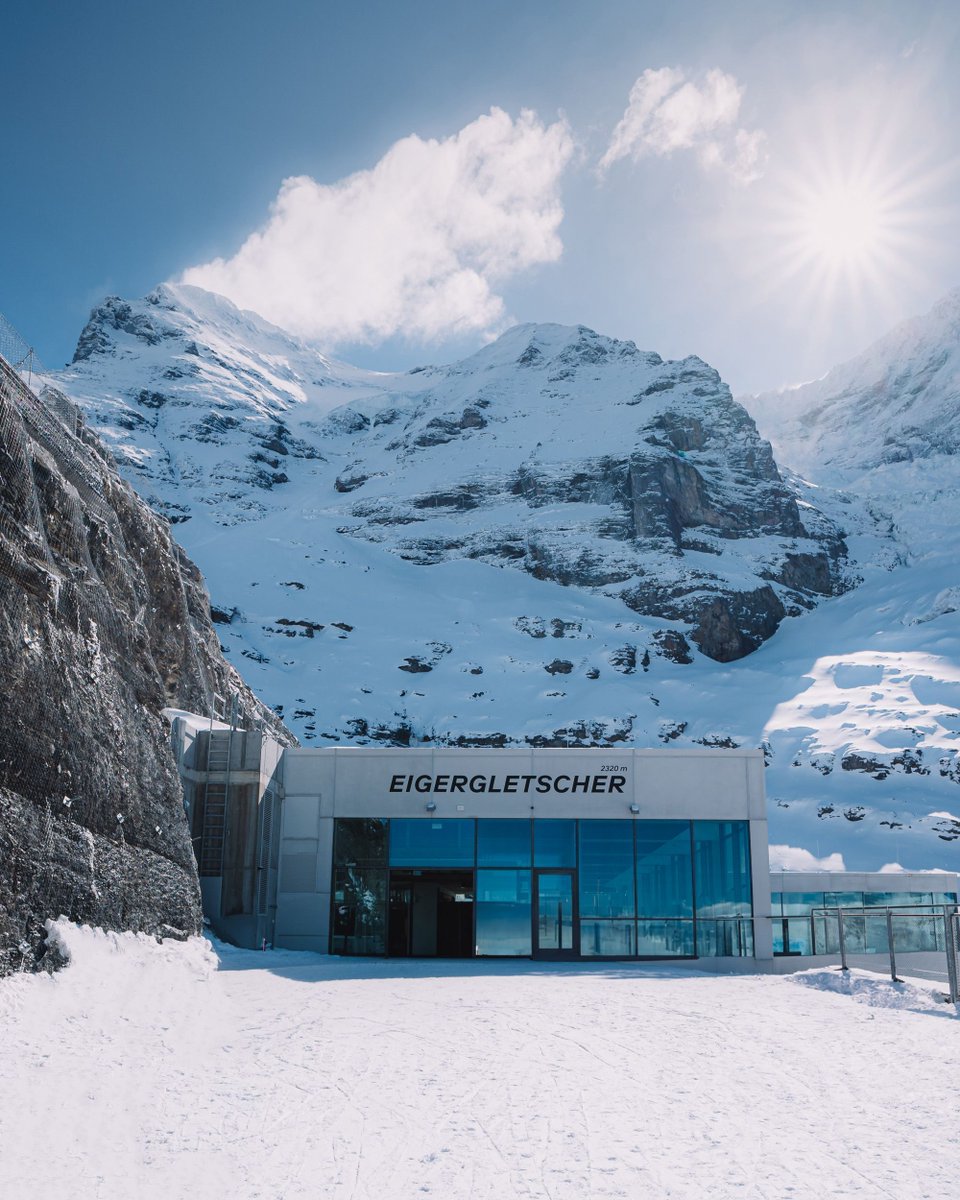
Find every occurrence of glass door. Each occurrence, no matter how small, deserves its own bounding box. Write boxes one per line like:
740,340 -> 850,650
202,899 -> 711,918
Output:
534,870 -> 577,957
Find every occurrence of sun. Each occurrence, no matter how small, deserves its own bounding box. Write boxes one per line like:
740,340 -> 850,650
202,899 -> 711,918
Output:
778,169 -> 906,287
728,84 -> 957,348
796,181 -> 890,270
759,152 -> 935,314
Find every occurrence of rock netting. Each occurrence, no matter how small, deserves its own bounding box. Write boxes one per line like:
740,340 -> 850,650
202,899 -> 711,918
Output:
0,358 -> 289,973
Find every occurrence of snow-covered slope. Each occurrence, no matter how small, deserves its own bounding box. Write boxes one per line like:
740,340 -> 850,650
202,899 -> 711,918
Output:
48,284 -> 960,871
749,288 -> 960,478
742,290 -> 960,866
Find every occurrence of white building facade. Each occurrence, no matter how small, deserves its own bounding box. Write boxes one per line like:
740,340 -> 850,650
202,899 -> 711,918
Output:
273,745 -> 772,963
169,719 -> 958,969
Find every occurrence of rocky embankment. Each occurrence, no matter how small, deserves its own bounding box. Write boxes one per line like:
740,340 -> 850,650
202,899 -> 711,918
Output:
0,356 -> 290,973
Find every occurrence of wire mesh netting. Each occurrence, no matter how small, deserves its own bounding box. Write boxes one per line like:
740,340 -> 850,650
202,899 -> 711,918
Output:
0,311 -> 46,382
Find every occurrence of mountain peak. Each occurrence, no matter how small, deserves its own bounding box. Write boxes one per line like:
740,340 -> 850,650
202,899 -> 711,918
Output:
747,286 -> 960,478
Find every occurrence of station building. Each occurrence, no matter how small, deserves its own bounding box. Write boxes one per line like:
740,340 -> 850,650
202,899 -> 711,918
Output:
170,718 -> 772,963
168,717 -> 957,968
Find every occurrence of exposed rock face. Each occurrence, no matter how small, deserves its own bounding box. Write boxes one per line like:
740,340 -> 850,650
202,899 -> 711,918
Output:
0,357 -> 290,973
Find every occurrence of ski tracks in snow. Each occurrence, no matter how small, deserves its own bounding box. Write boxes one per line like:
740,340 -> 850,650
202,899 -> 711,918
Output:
2,931 -> 959,1199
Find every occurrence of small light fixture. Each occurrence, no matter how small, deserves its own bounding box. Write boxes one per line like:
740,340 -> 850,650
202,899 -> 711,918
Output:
425,801 -> 437,812
629,803 -> 640,814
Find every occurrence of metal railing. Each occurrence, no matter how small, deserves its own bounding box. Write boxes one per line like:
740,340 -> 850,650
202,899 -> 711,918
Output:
798,905 -> 960,1002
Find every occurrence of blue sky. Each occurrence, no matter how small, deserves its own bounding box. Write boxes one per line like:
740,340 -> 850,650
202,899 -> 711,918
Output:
4,0 -> 960,394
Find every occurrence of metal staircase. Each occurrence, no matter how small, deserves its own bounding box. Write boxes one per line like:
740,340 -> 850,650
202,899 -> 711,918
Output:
199,730 -> 233,878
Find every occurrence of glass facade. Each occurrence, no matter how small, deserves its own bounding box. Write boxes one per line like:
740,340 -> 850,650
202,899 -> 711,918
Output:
332,819 -> 388,955
636,821 -> 693,917
581,919 -> 635,957
533,820 -> 576,868
389,818 -> 475,867
331,817 -> 755,959
771,889 -> 959,955
579,821 -> 635,918
477,820 -> 531,867
476,869 -> 532,955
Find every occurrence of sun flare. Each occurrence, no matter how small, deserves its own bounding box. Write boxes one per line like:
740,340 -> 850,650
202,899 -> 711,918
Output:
764,153 -> 933,311
797,182 -> 889,269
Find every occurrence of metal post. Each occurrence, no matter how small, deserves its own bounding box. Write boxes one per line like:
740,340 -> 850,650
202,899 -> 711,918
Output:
837,906 -> 849,971
944,905 -> 960,1004
886,909 -> 900,982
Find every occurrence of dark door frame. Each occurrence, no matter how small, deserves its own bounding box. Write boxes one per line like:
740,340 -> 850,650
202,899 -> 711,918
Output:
532,867 -> 579,959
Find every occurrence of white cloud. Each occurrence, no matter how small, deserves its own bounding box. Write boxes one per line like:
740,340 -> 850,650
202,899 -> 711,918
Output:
181,108 -> 574,346
600,67 -> 766,183
878,862 -> 953,875
769,845 -> 847,872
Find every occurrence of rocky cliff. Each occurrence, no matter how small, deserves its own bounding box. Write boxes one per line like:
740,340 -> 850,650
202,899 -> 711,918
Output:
0,354 -> 290,973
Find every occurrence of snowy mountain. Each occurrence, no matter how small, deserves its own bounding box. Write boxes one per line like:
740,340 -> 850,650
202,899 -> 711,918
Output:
743,290 -> 960,867
48,284 -> 960,872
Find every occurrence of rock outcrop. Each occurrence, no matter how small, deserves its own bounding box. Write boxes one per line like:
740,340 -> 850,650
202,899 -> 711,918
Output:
0,355 -> 290,973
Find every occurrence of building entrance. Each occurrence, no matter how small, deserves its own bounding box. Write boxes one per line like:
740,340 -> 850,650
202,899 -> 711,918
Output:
533,870 -> 577,957
388,870 -> 474,957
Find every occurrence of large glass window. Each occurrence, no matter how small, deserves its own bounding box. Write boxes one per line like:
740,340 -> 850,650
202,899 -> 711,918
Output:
864,891 -> 922,908
533,820 -> 576,868
773,916 -> 814,955
636,821 -> 693,917
580,920 -> 635,957
332,820 -> 388,956
477,820 -> 531,867
780,891 -> 826,916
476,870 -> 531,956
698,917 -> 754,957
332,866 -> 387,955
334,818 -> 387,867
693,821 -> 752,918
389,819 -> 475,867
637,919 -> 694,957
579,821 -> 634,918
823,891 -> 864,910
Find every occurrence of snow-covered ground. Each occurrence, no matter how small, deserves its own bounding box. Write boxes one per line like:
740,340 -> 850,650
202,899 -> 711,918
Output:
2,921 -> 958,1200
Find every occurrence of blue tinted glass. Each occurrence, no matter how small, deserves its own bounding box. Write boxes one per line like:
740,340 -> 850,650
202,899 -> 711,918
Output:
636,820 -> 692,917
693,821 -> 752,917
389,819 -> 475,867
580,919 -> 635,956
823,892 -> 863,909
477,820 -> 531,867
781,916 -> 813,955
579,821 -> 634,917
697,917 -> 754,957
771,892 -> 782,916
780,891 -> 826,916
334,818 -> 387,867
891,913 -> 941,952
533,820 -> 576,867
864,891 -> 917,907
637,919 -> 694,956
476,870 -> 531,955
332,867 -> 387,955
